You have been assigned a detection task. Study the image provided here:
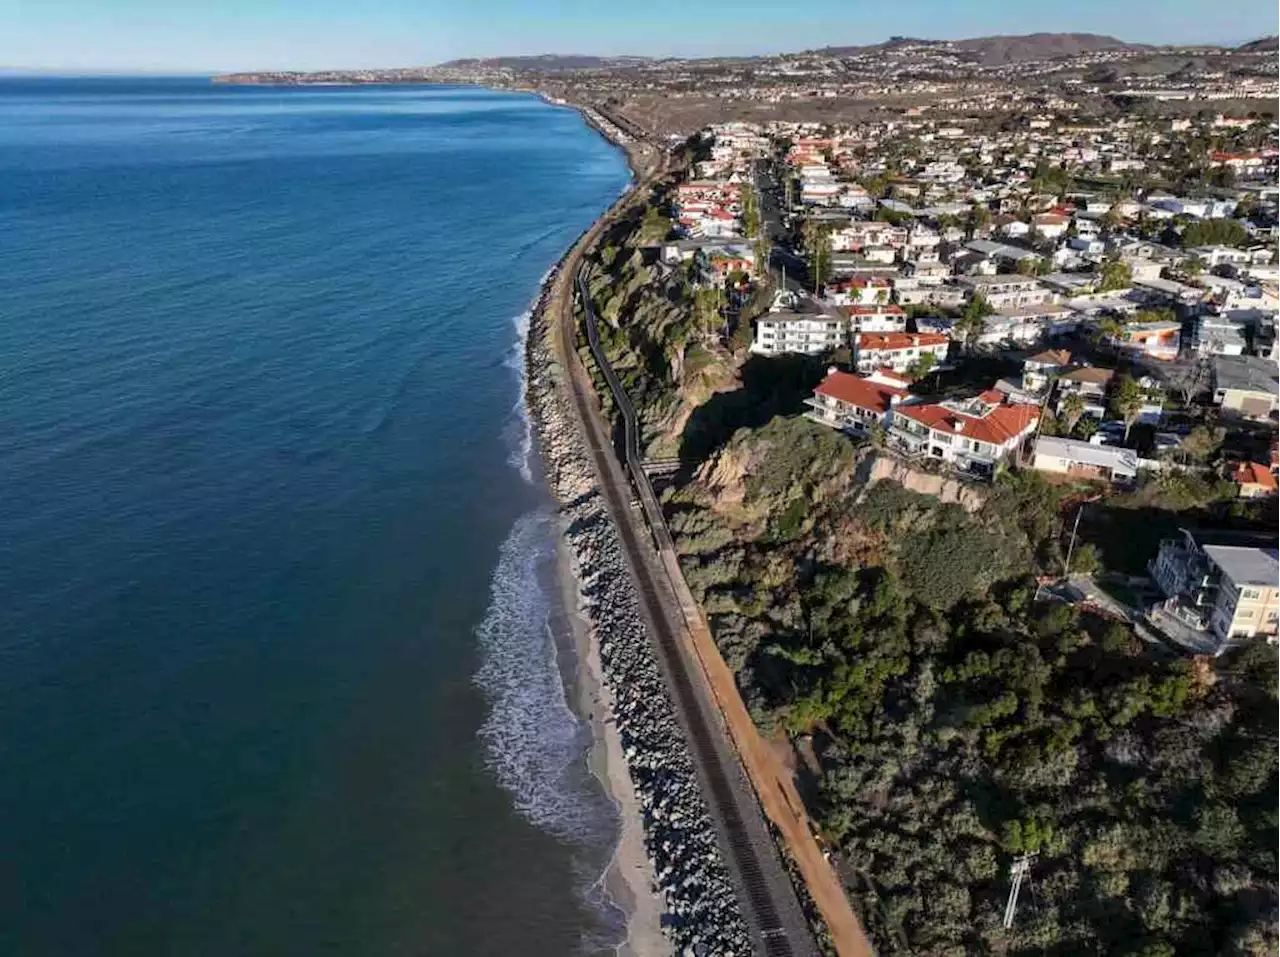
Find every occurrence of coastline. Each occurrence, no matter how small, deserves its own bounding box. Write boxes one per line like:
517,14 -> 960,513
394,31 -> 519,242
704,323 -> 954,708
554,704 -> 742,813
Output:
522,96 -> 753,956
525,96 -> 666,957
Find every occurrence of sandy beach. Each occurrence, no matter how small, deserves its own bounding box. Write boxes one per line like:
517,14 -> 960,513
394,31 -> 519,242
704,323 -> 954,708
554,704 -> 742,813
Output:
556,535 -> 667,957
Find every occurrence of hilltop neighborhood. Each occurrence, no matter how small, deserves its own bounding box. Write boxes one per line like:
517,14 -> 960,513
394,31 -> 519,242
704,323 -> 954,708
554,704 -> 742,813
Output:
658,108 -> 1278,655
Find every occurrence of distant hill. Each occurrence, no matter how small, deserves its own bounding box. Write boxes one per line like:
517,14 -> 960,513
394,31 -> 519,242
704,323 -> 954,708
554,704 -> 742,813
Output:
818,32 -> 1140,65
434,54 -> 651,72
1236,36 -> 1278,53
954,33 -> 1140,64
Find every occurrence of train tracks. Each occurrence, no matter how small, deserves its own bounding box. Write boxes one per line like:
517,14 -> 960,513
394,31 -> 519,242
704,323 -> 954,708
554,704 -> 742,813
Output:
560,266 -> 820,957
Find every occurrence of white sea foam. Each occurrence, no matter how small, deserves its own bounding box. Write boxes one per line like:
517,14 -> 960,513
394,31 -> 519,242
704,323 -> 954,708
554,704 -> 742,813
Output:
474,510 -> 616,847
503,309 -> 535,483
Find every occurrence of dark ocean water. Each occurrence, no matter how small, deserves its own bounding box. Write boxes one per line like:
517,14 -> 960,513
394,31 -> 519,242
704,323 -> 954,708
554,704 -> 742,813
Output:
0,78 -> 631,956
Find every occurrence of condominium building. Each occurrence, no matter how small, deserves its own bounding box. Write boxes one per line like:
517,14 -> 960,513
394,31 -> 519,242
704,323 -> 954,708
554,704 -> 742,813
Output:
1150,531 -> 1279,651
752,311 -> 845,356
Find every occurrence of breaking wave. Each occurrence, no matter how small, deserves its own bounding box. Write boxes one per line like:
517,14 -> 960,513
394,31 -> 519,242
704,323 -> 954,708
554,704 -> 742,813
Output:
474,509 -> 617,847
502,310 -> 535,483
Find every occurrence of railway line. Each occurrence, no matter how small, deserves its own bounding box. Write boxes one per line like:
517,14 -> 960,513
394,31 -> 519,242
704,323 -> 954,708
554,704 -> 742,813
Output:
560,266 -> 820,957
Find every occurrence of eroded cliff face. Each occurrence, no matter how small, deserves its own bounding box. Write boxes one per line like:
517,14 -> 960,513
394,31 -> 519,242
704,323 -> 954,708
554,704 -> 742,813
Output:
859,455 -> 988,512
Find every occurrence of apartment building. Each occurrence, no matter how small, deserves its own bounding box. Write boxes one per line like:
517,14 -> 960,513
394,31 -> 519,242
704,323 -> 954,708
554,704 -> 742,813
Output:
957,275 -> 1057,310
752,311 -> 846,356
842,304 -> 907,333
1150,531 -> 1279,651
852,331 -> 949,374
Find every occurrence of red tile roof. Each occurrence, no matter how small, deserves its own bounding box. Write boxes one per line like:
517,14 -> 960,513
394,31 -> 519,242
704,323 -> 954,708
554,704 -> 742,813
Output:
1232,461 -> 1278,491
895,399 -> 1039,446
855,332 -> 949,351
844,305 -> 905,315
815,371 -> 906,413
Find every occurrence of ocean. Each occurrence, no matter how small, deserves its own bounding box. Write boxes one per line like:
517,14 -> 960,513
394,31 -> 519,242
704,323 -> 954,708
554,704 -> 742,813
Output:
0,78 -> 631,955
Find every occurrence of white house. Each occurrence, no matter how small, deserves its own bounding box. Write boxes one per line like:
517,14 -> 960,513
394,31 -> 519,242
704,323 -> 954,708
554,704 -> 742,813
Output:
852,331 -> 949,375
887,390 -> 1040,476
805,368 -> 909,435
1032,435 -> 1138,484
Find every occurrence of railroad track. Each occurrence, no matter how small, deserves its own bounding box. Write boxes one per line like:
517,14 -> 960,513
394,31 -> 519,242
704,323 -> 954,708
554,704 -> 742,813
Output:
562,267 -> 819,957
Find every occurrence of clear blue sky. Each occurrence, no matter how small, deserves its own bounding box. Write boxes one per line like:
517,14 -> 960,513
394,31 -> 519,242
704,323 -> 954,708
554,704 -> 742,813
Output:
3,0 -> 1276,72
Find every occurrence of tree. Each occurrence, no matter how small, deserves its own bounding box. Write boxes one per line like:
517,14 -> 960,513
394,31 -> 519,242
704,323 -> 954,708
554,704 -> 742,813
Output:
1182,219 -> 1248,248
692,287 -> 722,344
1164,357 -> 1209,405
1070,542 -> 1103,575
1094,315 -> 1126,356
753,236 -> 771,277
1097,257 -> 1133,292
1077,416 -> 1100,440
1180,256 -> 1205,282
742,184 -> 760,239
967,202 -> 991,235
1111,374 -> 1146,441
956,294 -> 991,353
1180,424 -> 1225,462
1062,392 -> 1087,435
906,352 -> 937,381
802,220 -> 832,292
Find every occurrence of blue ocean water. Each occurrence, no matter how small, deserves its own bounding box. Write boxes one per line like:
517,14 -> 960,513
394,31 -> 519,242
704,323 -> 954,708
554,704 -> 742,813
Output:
0,78 -> 631,956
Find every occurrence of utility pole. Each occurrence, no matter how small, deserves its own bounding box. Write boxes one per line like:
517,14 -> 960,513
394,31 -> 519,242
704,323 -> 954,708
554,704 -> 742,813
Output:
1063,504 -> 1084,577
1003,852 -> 1037,930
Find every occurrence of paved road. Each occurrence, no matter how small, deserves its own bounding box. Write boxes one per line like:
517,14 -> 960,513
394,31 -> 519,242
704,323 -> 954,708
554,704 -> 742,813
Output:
755,158 -> 809,294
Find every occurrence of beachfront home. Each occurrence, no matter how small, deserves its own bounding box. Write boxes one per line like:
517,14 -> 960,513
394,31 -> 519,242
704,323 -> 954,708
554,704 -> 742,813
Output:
852,332 -> 949,375
887,390 -> 1039,476
805,368 -> 909,435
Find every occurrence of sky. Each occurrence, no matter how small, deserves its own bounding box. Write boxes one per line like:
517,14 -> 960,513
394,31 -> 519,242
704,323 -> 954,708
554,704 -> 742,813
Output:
2,0 -> 1276,72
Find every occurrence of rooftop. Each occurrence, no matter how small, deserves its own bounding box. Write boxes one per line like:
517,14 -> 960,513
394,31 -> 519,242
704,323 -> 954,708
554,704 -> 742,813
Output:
855,332 -> 949,350
1214,355 -> 1280,395
814,371 -> 906,413
1035,435 -> 1138,471
895,395 -> 1039,446
1203,545 -> 1280,588
1026,349 -> 1072,366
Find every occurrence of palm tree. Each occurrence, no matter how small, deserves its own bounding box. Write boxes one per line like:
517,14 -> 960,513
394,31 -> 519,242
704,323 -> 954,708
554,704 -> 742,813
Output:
1111,375 -> 1145,442
1093,316 -> 1125,357
1062,392 -> 1087,436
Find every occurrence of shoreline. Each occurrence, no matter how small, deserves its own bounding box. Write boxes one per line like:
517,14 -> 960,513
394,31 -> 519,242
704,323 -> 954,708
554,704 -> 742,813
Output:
525,97 -> 663,957
522,99 -> 754,956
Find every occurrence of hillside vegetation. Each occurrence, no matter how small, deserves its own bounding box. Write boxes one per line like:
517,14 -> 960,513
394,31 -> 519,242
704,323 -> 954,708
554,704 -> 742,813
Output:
666,418 -> 1277,955
589,181 -> 1277,957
